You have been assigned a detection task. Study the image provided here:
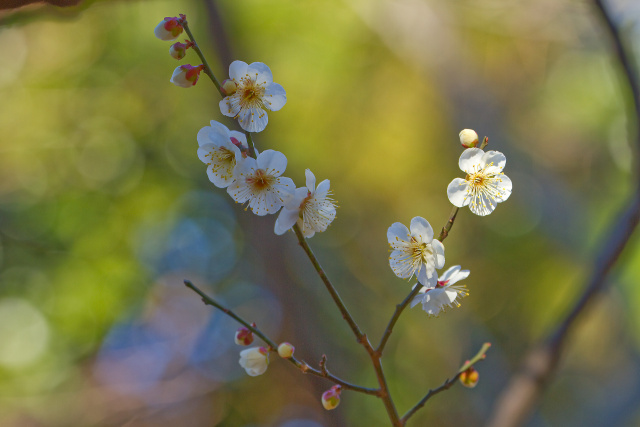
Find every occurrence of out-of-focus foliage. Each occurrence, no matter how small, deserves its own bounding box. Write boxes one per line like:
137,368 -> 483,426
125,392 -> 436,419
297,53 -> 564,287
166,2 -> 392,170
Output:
1,0 -> 640,426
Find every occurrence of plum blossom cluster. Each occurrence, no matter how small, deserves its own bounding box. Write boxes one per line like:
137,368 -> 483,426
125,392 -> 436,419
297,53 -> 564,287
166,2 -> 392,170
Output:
158,14 -> 507,420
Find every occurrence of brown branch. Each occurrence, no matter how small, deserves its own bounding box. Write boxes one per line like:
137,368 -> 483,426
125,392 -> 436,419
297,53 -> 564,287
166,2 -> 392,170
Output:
184,279 -> 379,395
487,1 -> 640,425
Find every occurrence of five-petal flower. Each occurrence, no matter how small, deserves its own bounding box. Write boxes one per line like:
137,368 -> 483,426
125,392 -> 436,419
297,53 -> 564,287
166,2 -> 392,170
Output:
197,121 -> 246,188
387,217 -> 445,288
227,150 -> 295,215
219,61 -> 287,133
274,169 -> 337,238
447,148 -> 512,216
410,265 -> 469,317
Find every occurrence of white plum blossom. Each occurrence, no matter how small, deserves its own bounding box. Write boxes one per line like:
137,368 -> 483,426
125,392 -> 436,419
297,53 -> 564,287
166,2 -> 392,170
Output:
197,121 -> 246,188
274,169 -> 337,238
239,346 -> 269,376
387,217 -> 445,289
411,265 -> 469,317
227,149 -> 295,215
219,61 -> 287,133
447,148 -> 512,216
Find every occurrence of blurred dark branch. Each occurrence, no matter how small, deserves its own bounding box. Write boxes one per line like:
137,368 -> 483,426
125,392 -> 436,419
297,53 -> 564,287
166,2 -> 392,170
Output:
203,0 -> 233,70
0,0 -> 82,9
487,1 -> 640,426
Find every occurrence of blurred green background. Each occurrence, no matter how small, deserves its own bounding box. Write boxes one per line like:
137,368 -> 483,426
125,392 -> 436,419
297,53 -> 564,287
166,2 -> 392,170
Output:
1,0 -> 640,426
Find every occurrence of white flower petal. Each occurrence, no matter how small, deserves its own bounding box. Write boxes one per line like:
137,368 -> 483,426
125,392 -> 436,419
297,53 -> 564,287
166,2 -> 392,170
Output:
410,216 -> 433,243
438,265 -> 461,283
238,106 -> 269,133
417,265 -> 438,289
494,174 -> 512,202
387,222 -> 410,245
229,60 -> 249,81
305,169 -> 316,192
257,150 -> 288,177
469,191 -> 497,216
275,208 -> 299,235
458,148 -> 485,173
285,187 -> 309,210
480,150 -> 506,173
274,176 -> 296,203
264,83 -> 287,111
431,240 -> 445,269
447,178 -> 471,207
229,130 -> 247,147
315,179 -> 330,196
248,62 -> 273,86
220,96 -> 240,118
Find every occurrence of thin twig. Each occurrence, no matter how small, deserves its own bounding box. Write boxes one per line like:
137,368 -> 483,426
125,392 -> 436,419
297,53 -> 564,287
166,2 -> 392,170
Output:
487,1 -> 640,425
292,223 -> 367,345
182,20 -> 224,96
184,279 -> 379,395
402,343 -> 491,424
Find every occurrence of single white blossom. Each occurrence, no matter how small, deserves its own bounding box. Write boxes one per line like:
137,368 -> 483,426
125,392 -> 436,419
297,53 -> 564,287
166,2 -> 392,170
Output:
274,169 -> 337,238
410,265 -> 469,317
447,148 -> 512,216
197,121 -> 245,188
227,149 -> 295,215
239,346 -> 269,376
219,61 -> 287,133
388,217 -> 445,288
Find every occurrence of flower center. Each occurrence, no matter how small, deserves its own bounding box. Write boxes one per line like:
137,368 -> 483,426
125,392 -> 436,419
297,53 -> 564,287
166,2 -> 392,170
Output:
247,169 -> 274,190
239,77 -> 266,109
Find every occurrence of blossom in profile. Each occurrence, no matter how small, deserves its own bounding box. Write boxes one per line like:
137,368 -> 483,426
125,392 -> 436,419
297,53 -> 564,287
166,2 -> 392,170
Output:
410,265 -> 469,317
387,217 -> 445,289
239,346 -> 269,376
447,148 -> 512,216
197,121 -> 246,188
169,41 -> 190,60
219,61 -> 287,133
227,150 -> 295,215
154,15 -> 185,41
170,64 -> 204,88
274,169 -> 337,238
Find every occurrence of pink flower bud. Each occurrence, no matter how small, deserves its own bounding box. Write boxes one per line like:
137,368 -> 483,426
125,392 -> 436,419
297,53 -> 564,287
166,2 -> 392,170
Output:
170,42 -> 188,60
459,129 -> 479,148
154,15 -> 185,41
170,64 -> 204,88
321,385 -> 342,410
221,79 -> 237,96
459,365 -> 479,388
235,326 -> 254,346
277,342 -> 295,358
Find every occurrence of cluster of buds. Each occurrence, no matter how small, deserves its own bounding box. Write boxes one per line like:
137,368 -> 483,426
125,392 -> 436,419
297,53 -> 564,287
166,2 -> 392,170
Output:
155,15 -> 205,88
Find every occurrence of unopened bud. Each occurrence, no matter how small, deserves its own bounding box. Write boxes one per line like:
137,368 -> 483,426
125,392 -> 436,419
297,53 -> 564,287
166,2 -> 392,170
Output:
169,42 -> 188,60
235,326 -> 254,346
321,385 -> 342,410
277,342 -> 295,358
459,365 -> 479,388
459,129 -> 479,148
221,79 -> 237,96
154,15 -> 185,41
170,64 -> 204,88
